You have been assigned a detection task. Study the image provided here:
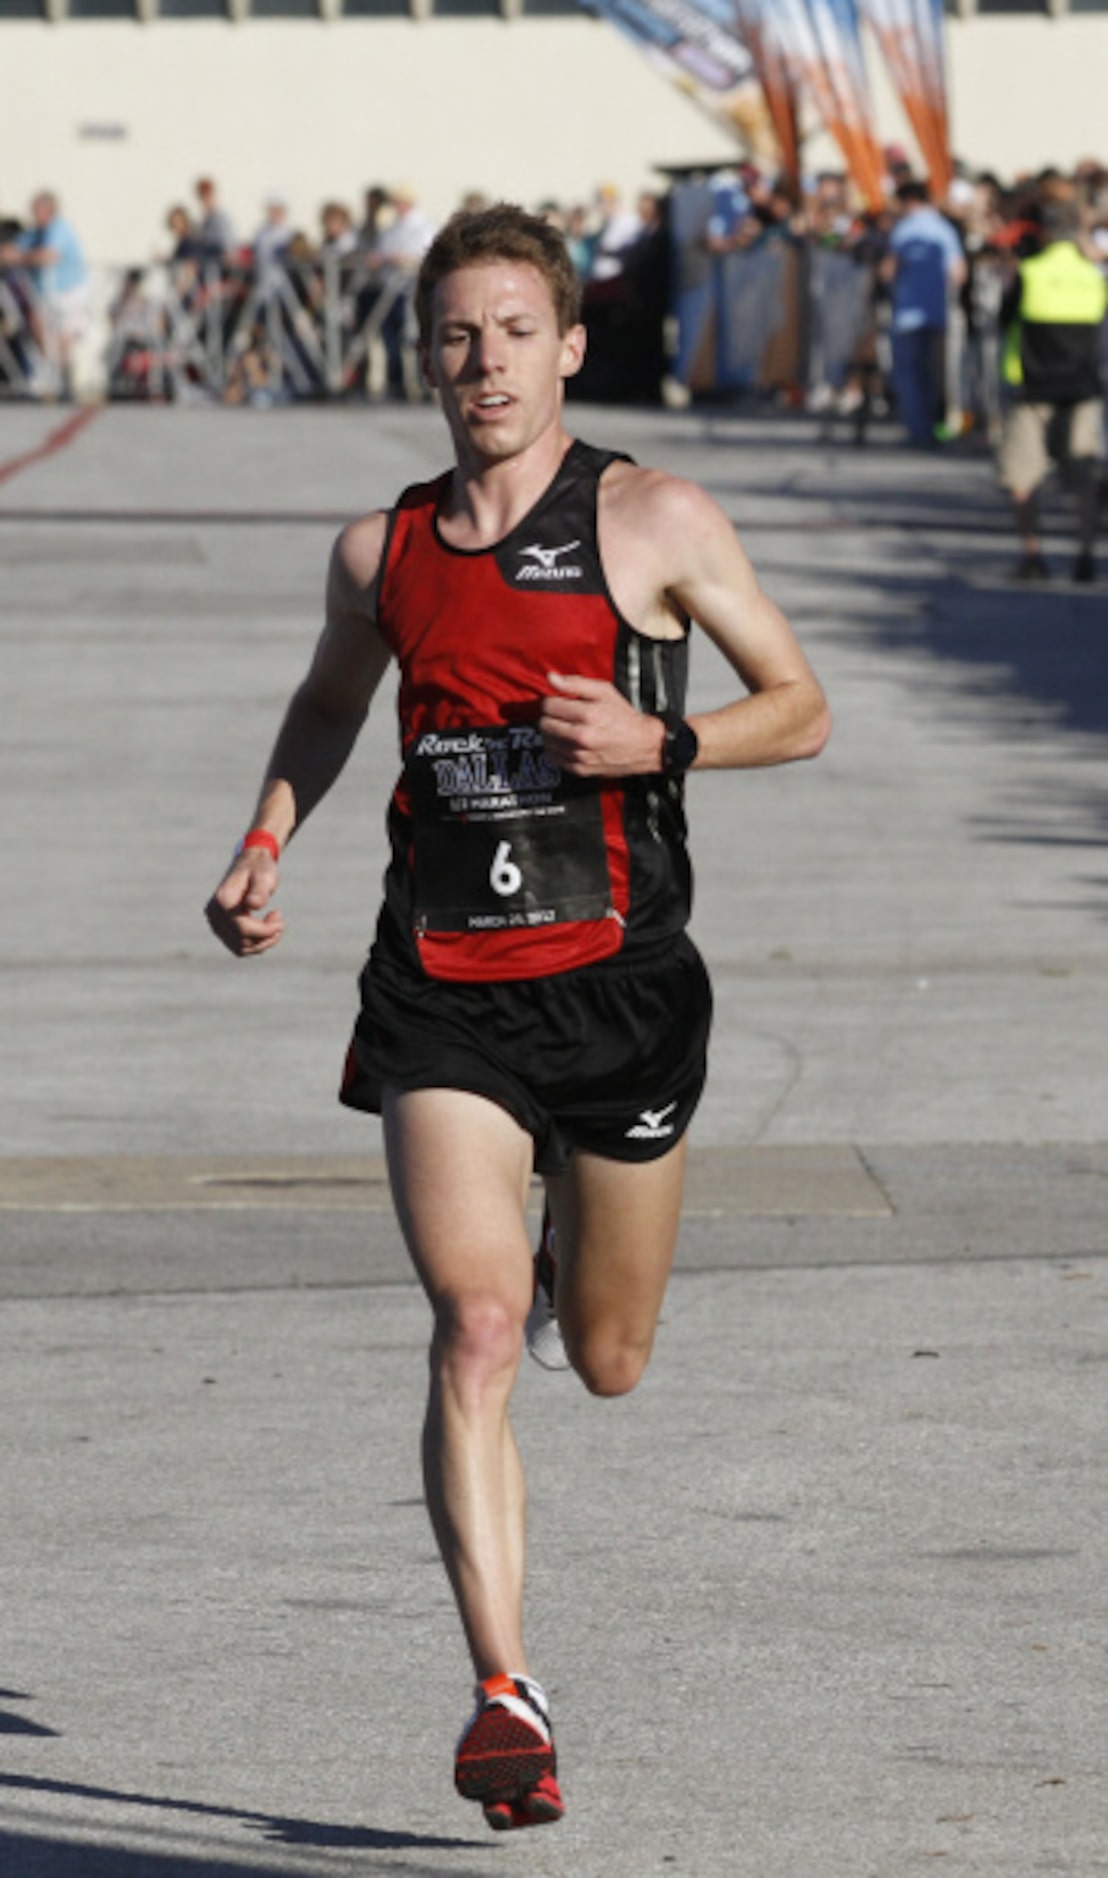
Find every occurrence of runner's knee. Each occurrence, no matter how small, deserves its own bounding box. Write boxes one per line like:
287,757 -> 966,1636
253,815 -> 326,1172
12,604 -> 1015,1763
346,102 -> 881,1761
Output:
432,1291 -> 525,1393
565,1324 -> 652,1398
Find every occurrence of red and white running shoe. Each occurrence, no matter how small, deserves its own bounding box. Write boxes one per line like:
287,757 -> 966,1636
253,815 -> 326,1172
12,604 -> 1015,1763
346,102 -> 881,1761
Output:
525,1205 -> 570,1371
455,1673 -> 563,1829
482,1770 -> 565,1831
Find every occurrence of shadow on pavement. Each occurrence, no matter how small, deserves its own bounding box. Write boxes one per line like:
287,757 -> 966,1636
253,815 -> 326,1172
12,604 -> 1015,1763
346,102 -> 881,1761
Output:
0,1841 -> 489,1878
0,1686 -> 59,1738
816,563 -> 1108,735
848,569 -> 1107,910
0,1774 -> 488,1876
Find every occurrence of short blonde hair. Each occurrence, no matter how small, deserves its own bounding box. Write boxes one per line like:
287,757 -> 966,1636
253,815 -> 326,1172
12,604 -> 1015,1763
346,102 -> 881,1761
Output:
416,202 -> 581,344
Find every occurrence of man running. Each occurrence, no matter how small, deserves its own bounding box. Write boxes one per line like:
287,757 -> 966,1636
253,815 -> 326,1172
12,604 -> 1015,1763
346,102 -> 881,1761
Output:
205,202 -> 829,1831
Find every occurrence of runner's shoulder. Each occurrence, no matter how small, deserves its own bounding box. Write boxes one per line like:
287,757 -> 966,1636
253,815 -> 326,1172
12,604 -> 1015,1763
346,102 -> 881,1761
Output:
333,508 -> 391,592
601,458 -> 729,534
328,508 -> 391,620
599,459 -> 736,571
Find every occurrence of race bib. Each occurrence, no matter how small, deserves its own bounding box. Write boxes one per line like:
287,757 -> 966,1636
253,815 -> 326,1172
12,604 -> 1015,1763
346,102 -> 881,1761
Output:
406,724 -> 613,936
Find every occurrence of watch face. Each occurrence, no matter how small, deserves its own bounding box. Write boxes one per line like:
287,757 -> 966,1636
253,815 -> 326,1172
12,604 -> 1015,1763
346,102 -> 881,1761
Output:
664,714 -> 698,773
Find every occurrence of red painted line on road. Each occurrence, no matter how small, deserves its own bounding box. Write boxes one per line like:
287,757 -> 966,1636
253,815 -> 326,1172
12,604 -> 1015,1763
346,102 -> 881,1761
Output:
0,404 -> 102,487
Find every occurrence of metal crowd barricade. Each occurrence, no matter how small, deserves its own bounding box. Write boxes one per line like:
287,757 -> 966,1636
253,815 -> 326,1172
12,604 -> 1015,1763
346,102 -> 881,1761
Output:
806,242 -> 878,400
0,266 -> 66,398
7,238 -> 1059,440
99,253 -> 418,404
666,196 -> 879,410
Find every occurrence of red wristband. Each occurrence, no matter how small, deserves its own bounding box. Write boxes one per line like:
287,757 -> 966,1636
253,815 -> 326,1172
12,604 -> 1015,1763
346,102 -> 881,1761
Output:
239,828 -> 280,861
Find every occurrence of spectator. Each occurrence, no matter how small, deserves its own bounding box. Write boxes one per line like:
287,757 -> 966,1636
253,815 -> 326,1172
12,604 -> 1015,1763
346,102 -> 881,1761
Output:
160,202 -> 217,337
165,204 -> 209,266
881,178 -> 967,447
345,195 -> 390,398
811,171 -> 852,237
372,182 -> 437,270
538,200 -> 594,278
252,195 -> 293,299
319,202 -> 357,262
0,189 -> 91,399
753,181 -> 803,245
589,182 -> 643,281
223,313 -> 283,408
562,202 -> 595,278
366,182 -> 437,398
106,267 -> 168,402
998,197 -> 1107,583
882,145 -> 914,197
285,230 -> 318,269
705,166 -> 753,255
616,190 -> 671,401
358,185 -> 391,256
274,231 -> 330,400
194,177 -> 236,259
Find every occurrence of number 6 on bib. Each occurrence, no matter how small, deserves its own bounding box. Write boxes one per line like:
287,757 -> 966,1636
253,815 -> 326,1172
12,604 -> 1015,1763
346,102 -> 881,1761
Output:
490,840 -> 524,898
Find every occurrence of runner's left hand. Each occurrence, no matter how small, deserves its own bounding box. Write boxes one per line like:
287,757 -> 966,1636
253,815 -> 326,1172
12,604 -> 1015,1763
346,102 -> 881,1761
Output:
539,672 -> 665,778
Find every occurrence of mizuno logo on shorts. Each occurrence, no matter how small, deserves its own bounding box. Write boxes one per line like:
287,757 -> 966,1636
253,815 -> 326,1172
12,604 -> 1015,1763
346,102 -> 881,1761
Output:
625,1101 -> 677,1140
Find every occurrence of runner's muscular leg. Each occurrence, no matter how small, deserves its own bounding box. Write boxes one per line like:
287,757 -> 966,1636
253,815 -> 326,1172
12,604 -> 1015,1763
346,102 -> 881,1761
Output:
383,1086 -> 535,1680
544,1138 -> 687,1398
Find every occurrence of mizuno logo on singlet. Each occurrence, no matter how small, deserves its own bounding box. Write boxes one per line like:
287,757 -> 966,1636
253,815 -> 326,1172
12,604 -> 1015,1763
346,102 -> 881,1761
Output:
516,541 -> 583,581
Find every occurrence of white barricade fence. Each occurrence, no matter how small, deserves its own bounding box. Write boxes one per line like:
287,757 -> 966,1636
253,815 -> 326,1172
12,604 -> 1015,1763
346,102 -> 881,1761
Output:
101,254 -> 419,404
3,245 -> 1076,442
0,265 -> 74,399
0,254 -> 420,405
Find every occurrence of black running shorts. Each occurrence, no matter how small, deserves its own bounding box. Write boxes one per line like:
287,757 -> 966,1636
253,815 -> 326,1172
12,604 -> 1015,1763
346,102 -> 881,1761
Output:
340,933 -> 712,1176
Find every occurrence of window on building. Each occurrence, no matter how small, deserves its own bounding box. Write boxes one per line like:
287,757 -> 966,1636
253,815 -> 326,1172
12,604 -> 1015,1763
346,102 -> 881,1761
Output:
975,0 -> 1049,12
431,0 -> 502,14
0,0 -> 48,16
158,0 -> 230,15
522,0 -> 583,14
342,0 -> 413,13
67,0 -> 138,14
249,0 -> 320,14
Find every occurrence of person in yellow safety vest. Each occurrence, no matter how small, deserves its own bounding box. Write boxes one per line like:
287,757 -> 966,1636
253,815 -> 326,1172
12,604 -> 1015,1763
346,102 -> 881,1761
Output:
998,198 -> 1108,583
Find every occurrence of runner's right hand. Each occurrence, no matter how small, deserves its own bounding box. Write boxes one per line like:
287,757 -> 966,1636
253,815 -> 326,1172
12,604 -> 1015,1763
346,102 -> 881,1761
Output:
204,851 -> 286,957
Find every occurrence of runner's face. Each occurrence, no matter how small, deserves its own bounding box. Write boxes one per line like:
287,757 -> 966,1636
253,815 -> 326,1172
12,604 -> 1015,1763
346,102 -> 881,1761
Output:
424,261 -> 585,464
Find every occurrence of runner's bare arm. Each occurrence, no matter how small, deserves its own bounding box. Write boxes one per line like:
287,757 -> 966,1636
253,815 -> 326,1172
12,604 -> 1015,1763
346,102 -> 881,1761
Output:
539,470 -> 829,778
205,513 -> 392,957
659,475 -> 830,768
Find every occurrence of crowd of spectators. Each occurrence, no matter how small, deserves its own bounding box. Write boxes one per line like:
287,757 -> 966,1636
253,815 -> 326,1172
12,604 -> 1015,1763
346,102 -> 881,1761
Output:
2,157 -> 1106,434
2,156 -> 1105,577
0,175 -> 678,409
695,152 -> 1108,429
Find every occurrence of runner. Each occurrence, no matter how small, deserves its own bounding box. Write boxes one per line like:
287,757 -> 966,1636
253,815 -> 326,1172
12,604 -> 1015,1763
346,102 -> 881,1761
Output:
205,201 -> 830,1830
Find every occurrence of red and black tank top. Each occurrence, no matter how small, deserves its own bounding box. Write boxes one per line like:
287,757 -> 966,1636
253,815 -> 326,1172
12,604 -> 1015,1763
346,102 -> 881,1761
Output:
373,438 -> 692,983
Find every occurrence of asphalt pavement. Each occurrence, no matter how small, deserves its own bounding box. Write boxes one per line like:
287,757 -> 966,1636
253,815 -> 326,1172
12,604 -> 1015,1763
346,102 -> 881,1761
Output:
1,395 -> 1106,1877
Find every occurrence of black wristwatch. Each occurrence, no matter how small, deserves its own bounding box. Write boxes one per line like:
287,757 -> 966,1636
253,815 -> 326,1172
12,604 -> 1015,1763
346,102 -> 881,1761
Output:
657,709 -> 699,775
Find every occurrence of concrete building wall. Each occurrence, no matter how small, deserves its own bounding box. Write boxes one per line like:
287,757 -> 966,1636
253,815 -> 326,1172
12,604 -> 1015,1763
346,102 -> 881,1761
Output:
2,11 -> 1106,264
2,16 -> 738,264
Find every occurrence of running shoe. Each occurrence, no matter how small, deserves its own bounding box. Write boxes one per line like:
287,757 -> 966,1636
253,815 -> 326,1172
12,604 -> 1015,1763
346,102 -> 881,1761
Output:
483,1770 -> 565,1831
455,1673 -> 562,1828
525,1204 -> 570,1371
